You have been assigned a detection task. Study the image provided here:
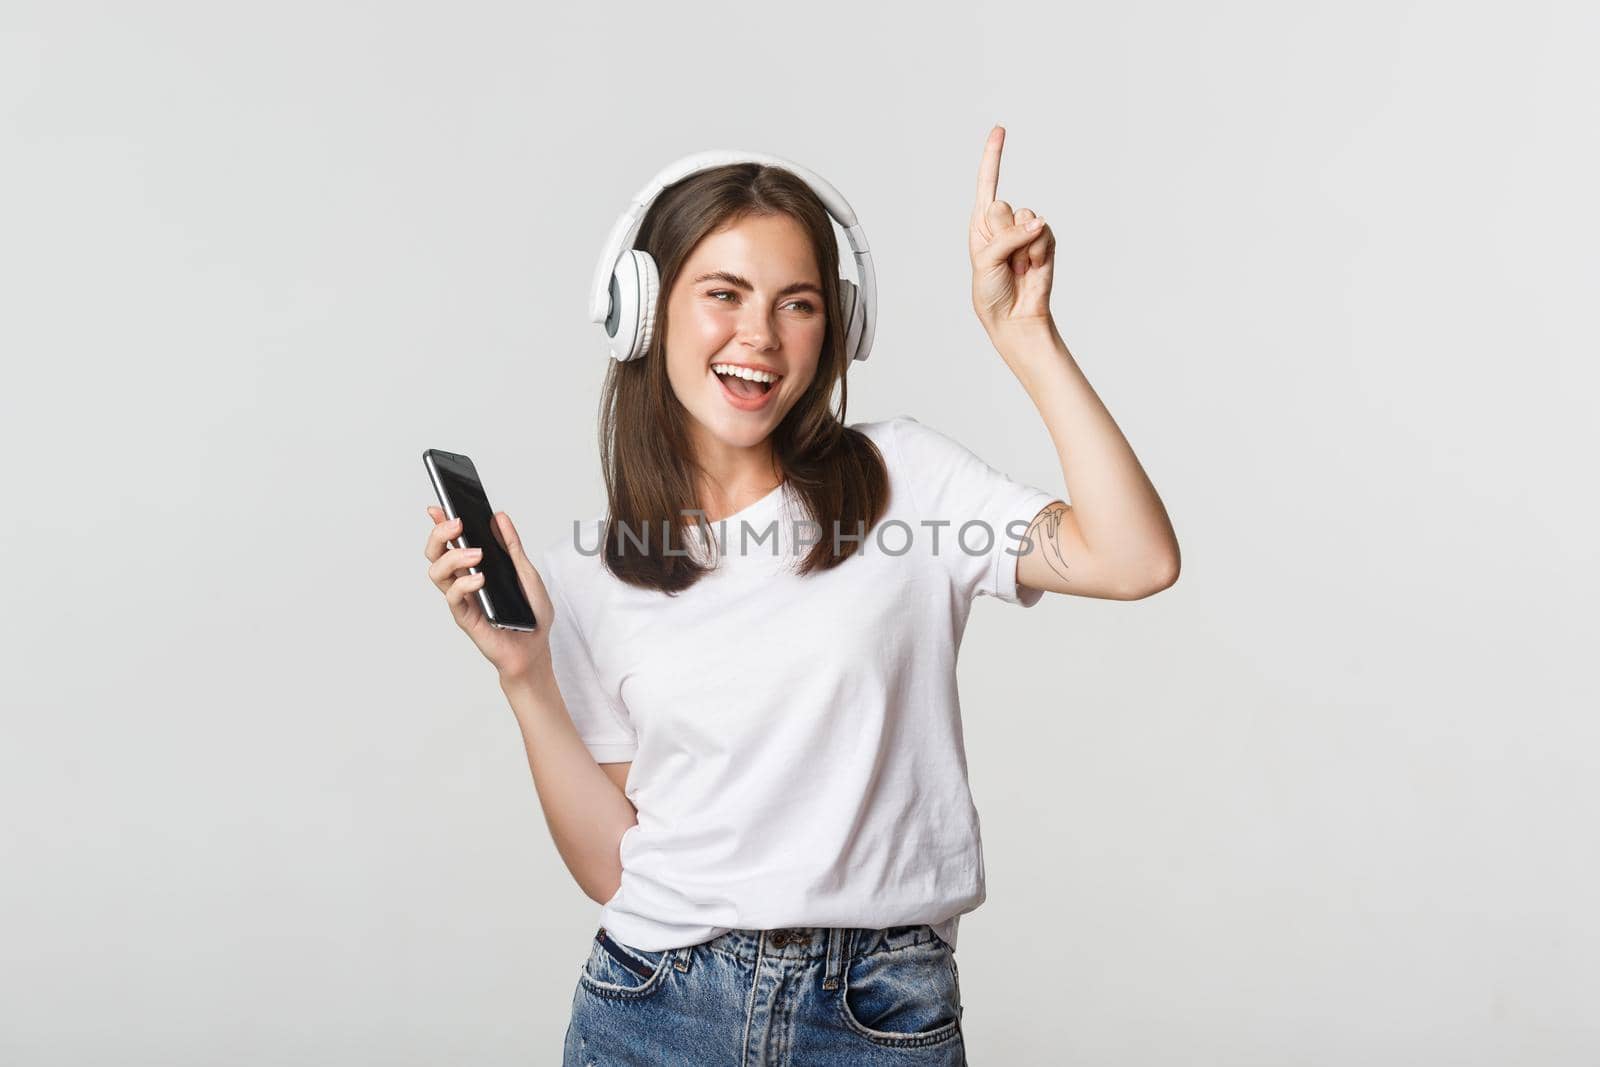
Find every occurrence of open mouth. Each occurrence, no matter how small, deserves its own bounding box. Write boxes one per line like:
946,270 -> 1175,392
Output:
710,362 -> 782,403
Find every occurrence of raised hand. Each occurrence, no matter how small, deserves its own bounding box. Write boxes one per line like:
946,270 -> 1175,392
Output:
968,125 -> 1056,334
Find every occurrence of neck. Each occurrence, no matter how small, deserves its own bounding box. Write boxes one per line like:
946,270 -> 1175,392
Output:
689,428 -> 783,523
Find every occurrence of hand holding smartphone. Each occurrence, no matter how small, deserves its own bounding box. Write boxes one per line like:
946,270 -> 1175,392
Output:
422,449 -> 556,681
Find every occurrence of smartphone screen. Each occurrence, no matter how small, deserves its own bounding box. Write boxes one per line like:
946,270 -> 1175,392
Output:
422,449 -> 538,632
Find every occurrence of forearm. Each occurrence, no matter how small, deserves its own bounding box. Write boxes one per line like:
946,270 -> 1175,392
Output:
498,669 -> 636,905
990,317 -> 1179,575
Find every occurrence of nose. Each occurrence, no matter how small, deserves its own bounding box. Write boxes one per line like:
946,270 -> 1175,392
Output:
737,306 -> 779,351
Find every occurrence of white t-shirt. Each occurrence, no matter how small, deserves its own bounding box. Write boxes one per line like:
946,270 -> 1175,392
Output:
536,415 -> 1058,953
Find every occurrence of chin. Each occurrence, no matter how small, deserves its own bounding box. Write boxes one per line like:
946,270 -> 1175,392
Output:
673,376 -> 787,445
699,407 -> 779,446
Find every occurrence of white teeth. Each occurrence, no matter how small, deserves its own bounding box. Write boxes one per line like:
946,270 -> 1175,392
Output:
711,363 -> 780,384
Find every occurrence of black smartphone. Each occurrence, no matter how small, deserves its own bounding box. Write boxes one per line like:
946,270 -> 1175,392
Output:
422,449 -> 538,632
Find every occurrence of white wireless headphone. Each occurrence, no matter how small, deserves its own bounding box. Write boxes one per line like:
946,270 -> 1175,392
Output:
588,149 -> 878,365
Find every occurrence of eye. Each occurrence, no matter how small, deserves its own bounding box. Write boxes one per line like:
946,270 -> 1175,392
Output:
707,290 -> 817,314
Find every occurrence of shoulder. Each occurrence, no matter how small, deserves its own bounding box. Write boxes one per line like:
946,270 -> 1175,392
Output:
844,413 -> 927,457
845,415 -> 903,446
536,518 -> 608,603
847,413 -> 970,471
845,414 -> 979,520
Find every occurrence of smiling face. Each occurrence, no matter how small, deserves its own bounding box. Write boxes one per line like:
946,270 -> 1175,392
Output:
663,212 -> 828,461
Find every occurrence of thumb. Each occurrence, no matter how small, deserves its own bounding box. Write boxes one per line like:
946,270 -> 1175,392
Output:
974,217 -> 1045,272
495,511 -> 554,618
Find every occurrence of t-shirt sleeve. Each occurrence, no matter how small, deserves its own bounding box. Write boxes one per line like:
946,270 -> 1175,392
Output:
889,414 -> 1061,607
538,546 -> 638,764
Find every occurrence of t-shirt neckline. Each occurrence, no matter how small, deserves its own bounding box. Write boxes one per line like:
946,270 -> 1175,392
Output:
708,480 -> 787,525
685,480 -> 790,559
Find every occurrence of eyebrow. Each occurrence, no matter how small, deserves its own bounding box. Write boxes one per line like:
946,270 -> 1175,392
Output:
692,270 -> 824,298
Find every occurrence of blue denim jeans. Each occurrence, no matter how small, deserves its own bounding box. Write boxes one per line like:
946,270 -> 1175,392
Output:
564,923 -> 966,1065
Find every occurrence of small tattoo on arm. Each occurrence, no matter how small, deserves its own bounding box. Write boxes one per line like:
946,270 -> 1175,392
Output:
1026,503 -> 1073,584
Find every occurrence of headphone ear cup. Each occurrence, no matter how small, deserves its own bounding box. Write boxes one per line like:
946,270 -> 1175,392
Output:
837,279 -> 866,362
606,249 -> 661,362
633,252 -> 660,361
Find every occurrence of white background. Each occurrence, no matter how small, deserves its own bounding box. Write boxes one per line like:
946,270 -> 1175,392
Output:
3,2 -> 1597,1063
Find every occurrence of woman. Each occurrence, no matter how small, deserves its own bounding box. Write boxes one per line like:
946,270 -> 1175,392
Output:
422,125 -> 1180,1064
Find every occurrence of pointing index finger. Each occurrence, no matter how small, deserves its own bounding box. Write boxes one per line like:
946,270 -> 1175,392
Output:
974,125 -> 1005,219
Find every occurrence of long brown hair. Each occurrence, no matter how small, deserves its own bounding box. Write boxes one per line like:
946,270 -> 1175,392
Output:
596,162 -> 889,594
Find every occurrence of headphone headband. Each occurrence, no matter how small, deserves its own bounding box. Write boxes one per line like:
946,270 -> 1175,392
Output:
588,149 -> 877,364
